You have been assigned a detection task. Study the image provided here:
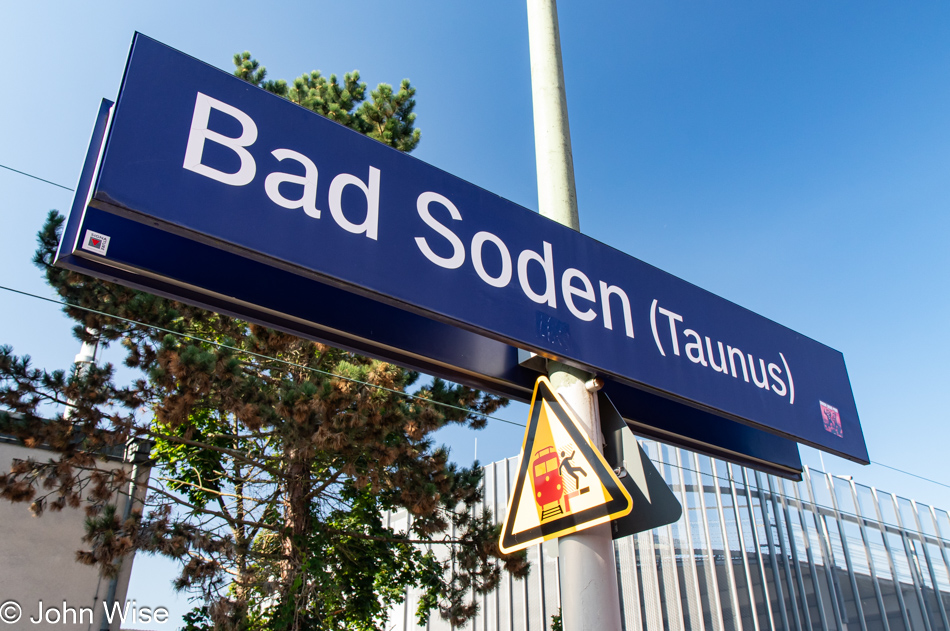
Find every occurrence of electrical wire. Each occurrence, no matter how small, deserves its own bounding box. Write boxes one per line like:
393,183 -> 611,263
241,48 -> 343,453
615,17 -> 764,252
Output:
3,162 -> 950,495
0,163 -> 74,192
6,280 -> 950,543
870,461 -> 950,491
0,284 -> 526,428
7,282 -> 950,497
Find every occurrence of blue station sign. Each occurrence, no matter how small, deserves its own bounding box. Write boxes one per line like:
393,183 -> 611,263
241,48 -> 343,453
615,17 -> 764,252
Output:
57,35 -> 868,467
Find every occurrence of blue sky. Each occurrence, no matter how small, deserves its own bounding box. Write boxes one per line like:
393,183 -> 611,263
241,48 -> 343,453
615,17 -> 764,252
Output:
2,1 -> 949,626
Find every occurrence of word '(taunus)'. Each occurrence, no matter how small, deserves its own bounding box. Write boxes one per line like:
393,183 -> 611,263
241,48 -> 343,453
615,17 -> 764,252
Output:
651,300 -> 795,404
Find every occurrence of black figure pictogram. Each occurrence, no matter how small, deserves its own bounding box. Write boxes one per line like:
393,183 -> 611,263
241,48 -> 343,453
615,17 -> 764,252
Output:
558,449 -> 587,487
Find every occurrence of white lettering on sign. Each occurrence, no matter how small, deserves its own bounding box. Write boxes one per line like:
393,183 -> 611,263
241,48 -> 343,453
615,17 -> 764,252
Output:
413,199 -> 635,338
177,91 -> 807,407
414,192 -> 465,269
182,92 -> 380,239
330,167 -> 379,241
471,231 -> 513,288
328,167 -> 381,240
518,242 -> 557,308
561,268 -> 596,322
180,91 -> 637,342
183,93 -> 258,186
600,282 -> 634,337
264,148 -> 321,218
650,299 -> 795,404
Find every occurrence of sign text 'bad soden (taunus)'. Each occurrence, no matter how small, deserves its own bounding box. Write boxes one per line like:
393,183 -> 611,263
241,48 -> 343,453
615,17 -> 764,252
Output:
182,91 -> 796,407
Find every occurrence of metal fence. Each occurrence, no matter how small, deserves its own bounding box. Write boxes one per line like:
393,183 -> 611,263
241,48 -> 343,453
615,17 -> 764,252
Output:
387,439 -> 950,631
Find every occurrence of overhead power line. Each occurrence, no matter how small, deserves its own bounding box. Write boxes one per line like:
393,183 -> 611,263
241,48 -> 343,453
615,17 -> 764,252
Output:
7,279 -> 944,537
0,163 -> 74,192
0,283 -> 527,429
5,283 -> 950,495
3,164 -> 950,495
871,461 -> 950,491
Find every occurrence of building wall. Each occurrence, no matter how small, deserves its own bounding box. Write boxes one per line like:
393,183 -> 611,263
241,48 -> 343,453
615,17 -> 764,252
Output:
0,438 -> 148,631
387,440 -> 950,631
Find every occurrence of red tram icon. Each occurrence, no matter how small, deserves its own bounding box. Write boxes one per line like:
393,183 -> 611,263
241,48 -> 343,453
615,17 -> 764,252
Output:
532,447 -> 565,520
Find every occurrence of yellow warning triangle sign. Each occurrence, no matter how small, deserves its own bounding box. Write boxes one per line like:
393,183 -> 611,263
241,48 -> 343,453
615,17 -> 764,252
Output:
499,376 -> 633,554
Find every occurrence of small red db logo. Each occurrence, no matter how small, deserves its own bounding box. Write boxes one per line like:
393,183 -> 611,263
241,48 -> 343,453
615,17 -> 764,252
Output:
820,401 -> 842,438
81,230 -> 110,255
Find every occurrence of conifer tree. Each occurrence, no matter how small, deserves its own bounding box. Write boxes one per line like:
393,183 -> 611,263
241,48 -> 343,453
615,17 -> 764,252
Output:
0,53 -> 526,631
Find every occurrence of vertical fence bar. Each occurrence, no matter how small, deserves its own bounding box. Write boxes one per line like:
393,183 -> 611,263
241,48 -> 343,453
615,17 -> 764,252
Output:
825,475 -> 868,631
743,468 -> 778,631
768,475 -> 804,631
871,487 -> 912,630
893,496 -> 934,631
695,453 -> 727,631
711,459 -> 745,630
675,447 -> 708,631
637,528 -> 664,629
789,474 -> 830,631
756,471 -> 792,631
616,534 -> 641,631
728,465 -> 761,631
660,521 -> 687,630
929,506 -> 950,621
911,501 -> 950,631
848,480 -> 890,630
803,468 -> 846,630
655,445 -> 686,630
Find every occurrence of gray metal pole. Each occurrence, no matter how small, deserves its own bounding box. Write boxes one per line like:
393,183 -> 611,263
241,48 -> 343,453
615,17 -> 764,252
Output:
526,1 -> 623,628
527,0 -> 579,231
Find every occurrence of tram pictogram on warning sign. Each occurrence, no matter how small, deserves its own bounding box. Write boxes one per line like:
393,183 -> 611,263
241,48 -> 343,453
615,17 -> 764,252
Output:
499,377 -> 633,554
